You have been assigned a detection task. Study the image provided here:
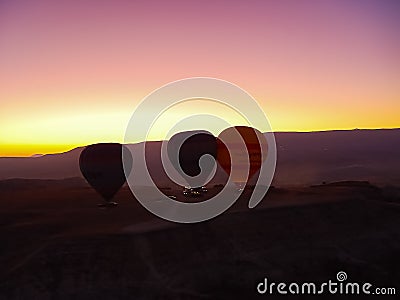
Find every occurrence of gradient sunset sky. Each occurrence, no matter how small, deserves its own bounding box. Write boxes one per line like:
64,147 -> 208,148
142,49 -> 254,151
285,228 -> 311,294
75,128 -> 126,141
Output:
1,0 -> 399,156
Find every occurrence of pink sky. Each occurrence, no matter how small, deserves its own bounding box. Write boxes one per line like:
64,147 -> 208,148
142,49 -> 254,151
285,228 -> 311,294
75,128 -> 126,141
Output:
0,0 -> 399,156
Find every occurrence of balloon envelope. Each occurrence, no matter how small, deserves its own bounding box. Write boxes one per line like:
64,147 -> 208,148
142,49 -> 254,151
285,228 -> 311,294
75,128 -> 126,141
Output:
167,131 -> 217,186
79,143 -> 132,202
216,126 -> 267,184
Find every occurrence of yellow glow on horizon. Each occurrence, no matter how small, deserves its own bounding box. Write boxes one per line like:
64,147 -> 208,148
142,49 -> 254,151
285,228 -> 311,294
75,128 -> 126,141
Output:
0,144 -> 83,157
1,94 -> 399,157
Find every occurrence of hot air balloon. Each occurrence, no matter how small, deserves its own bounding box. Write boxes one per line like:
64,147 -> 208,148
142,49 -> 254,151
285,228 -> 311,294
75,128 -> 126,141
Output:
216,126 -> 267,188
167,131 -> 217,195
79,143 -> 132,207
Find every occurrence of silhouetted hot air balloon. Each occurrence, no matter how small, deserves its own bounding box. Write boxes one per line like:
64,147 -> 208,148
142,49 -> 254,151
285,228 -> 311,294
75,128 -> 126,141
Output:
167,131 -> 217,188
216,126 -> 267,186
79,143 -> 132,207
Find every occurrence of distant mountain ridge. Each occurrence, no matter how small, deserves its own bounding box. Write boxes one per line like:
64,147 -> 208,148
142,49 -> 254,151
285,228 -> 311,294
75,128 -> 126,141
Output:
0,129 -> 399,186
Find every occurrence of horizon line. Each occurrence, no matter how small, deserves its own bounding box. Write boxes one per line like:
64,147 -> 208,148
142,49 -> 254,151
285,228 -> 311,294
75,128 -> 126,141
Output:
1,127 -> 399,158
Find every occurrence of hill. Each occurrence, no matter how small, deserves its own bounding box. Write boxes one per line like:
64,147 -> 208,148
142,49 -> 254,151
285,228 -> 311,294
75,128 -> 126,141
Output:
0,129 -> 399,186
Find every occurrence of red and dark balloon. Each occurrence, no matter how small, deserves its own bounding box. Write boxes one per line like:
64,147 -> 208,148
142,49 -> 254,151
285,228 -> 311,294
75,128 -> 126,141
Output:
217,126 -> 267,184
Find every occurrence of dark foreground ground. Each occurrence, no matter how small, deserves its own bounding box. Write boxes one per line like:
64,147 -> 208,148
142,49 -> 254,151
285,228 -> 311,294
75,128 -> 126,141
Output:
0,179 -> 399,299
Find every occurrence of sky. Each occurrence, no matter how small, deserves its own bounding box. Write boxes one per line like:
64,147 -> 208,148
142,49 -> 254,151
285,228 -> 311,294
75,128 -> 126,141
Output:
0,0 -> 399,156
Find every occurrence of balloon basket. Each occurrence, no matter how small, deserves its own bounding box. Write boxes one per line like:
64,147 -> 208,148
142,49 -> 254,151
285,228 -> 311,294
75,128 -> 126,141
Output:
97,202 -> 119,208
